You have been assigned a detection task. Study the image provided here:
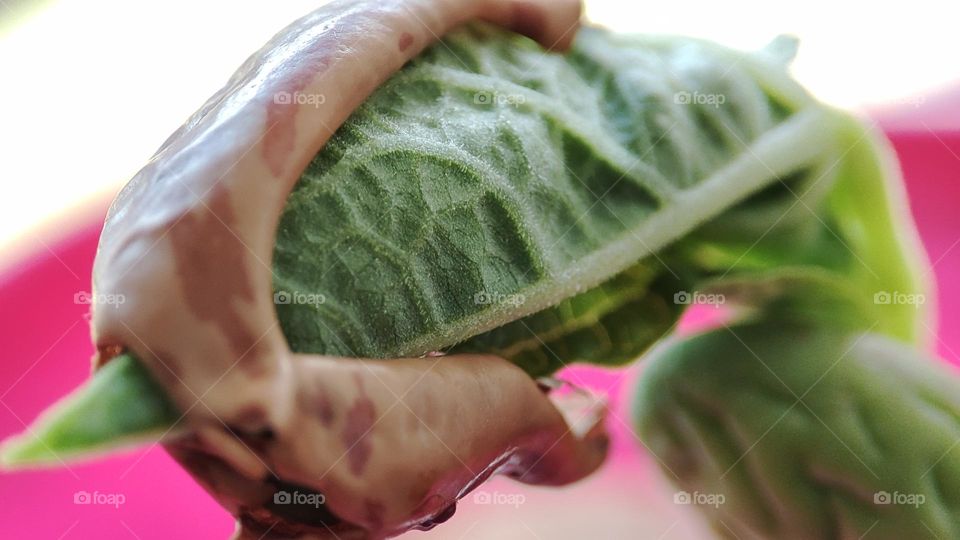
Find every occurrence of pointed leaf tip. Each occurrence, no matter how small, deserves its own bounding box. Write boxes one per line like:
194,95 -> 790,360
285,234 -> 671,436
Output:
1,353 -> 182,469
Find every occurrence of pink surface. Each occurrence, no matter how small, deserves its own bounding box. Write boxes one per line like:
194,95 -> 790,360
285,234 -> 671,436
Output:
869,81 -> 960,133
0,125 -> 958,539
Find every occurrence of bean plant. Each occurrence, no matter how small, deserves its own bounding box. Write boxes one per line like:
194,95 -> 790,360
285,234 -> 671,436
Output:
4,24 -> 951,538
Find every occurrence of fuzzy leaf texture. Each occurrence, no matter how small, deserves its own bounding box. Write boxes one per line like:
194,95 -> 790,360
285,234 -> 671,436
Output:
272,24 -> 833,368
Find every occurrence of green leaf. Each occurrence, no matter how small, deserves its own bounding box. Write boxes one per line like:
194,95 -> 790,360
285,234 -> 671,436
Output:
676,110 -> 931,344
1,353 -> 181,468
634,320 -> 960,539
273,24 -> 830,362
822,115 -> 932,343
